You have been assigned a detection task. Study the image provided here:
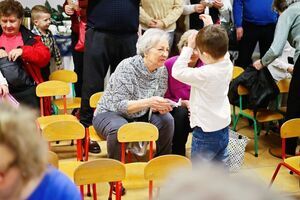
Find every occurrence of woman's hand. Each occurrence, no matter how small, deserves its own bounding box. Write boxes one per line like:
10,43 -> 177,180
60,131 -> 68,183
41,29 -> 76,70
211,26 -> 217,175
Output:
8,49 -> 22,62
194,4 -> 206,13
236,27 -> 243,41
212,0 -> 224,9
0,85 -> 9,96
149,96 -> 172,113
64,4 -> 75,15
181,100 -> 190,108
0,49 -> 8,58
199,14 -> 213,27
253,59 -> 263,70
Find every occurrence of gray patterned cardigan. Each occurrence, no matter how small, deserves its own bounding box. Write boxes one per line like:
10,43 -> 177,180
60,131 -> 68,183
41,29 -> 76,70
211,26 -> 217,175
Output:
94,55 -> 168,119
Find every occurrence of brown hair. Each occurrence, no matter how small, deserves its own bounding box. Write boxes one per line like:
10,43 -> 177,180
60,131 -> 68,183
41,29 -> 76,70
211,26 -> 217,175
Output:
0,0 -> 24,19
195,25 -> 228,60
31,5 -> 51,21
0,103 -> 48,183
273,0 -> 288,13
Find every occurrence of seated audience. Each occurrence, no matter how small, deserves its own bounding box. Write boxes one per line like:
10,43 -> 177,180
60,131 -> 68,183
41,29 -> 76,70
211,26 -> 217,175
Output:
0,103 -> 81,200
93,29 -> 174,161
164,29 -> 203,156
0,0 -> 50,108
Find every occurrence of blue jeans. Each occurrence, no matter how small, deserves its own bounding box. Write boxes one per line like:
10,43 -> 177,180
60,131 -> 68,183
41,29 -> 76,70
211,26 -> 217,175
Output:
191,126 -> 229,165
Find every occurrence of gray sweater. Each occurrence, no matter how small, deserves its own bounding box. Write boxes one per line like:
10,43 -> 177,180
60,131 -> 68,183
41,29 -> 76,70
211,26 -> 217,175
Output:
261,2 -> 300,66
94,55 -> 168,119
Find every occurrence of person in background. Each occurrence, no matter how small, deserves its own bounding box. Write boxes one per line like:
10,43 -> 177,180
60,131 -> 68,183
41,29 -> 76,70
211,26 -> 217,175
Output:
93,29 -> 174,161
31,5 -> 63,81
0,103 -> 81,200
164,29 -> 203,156
233,0 -> 278,69
253,0 -> 300,156
0,0 -> 50,109
139,0 -> 183,49
79,0 -> 140,154
172,15 -> 233,164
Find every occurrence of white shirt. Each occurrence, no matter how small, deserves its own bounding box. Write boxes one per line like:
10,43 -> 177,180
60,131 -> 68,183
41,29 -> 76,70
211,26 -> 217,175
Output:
0,71 -> 7,86
172,47 -> 233,132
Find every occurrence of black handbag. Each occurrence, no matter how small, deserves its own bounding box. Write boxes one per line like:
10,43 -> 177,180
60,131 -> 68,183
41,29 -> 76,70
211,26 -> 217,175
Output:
0,57 -> 34,91
221,11 -> 238,51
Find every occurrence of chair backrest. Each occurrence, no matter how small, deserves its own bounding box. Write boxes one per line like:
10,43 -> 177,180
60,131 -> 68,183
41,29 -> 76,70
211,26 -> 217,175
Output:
144,155 -> 192,184
277,78 -> 290,93
49,70 -> 78,83
117,122 -> 159,143
42,120 -> 85,142
280,118 -> 300,139
232,66 -> 244,79
89,92 -> 104,108
36,80 -> 70,97
48,150 -> 59,168
73,158 -> 126,185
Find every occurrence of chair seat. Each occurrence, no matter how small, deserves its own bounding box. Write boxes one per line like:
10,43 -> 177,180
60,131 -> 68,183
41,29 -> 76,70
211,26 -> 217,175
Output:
284,156 -> 300,171
279,106 -> 287,113
37,114 -> 77,130
242,109 -> 284,122
123,162 -> 148,189
53,97 -> 81,110
89,125 -> 105,141
59,160 -> 82,180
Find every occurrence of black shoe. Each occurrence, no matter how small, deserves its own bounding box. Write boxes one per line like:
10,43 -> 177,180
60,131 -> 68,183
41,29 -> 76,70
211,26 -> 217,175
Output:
88,140 -> 101,154
112,184 -> 126,196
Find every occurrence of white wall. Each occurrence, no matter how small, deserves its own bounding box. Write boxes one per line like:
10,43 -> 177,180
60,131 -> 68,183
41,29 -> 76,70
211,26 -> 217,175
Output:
19,0 -> 65,8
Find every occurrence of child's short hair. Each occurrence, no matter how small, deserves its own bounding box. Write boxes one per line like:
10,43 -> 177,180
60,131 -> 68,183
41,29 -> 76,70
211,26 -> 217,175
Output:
31,5 -> 50,21
196,25 -> 228,60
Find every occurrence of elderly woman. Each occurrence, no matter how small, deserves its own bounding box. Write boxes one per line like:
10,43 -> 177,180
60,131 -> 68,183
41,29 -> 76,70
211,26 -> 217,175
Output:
253,0 -> 300,156
164,29 -> 203,156
93,29 -> 174,160
0,103 -> 81,200
0,0 -> 50,108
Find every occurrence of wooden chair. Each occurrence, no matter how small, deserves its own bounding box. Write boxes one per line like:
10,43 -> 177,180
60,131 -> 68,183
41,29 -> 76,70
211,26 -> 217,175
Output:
74,158 -> 126,200
117,122 -> 159,189
270,119 -> 300,187
48,150 -> 59,168
36,80 -> 77,130
85,92 -> 105,161
49,70 -> 81,113
232,79 -> 284,157
144,155 -> 192,200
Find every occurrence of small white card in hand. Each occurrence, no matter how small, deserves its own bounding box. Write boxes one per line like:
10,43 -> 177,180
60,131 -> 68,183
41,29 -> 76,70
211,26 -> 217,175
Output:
168,98 -> 181,108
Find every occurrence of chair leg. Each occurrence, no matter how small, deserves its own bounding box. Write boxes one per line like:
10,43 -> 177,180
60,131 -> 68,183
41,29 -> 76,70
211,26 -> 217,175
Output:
269,163 -> 283,187
232,113 -> 240,131
80,185 -> 84,199
115,181 -> 121,200
149,180 -> 153,200
92,183 -> 97,200
87,184 -> 91,196
253,120 -> 259,157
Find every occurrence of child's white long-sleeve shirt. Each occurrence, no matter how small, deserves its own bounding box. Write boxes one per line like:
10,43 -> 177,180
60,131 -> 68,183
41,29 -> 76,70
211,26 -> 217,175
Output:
0,71 -> 8,86
172,47 -> 233,132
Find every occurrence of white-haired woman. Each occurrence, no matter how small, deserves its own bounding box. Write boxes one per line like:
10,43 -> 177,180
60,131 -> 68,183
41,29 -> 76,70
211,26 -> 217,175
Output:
93,29 -> 174,161
0,103 -> 80,200
164,29 -> 203,156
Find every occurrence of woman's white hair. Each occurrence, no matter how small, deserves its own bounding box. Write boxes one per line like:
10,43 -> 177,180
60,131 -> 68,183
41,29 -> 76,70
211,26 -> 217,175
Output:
136,28 -> 170,56
177,29 -> 198,52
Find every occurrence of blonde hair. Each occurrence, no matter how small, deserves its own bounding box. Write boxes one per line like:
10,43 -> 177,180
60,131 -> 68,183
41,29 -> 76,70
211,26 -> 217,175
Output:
177,29 -> 198,52
31,5 -> 50,21
0,103 -> 48,182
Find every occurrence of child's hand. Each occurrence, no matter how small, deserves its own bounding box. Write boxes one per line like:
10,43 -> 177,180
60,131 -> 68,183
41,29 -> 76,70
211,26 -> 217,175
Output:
253,59 -> 263,70
199,14 -> 213,26
187,32 -> 197,49
287,66 -> 294,74
0,85 -> 9,96
0,49 -> 8,58
8,49 -> 22,62
149,96 -> 172,113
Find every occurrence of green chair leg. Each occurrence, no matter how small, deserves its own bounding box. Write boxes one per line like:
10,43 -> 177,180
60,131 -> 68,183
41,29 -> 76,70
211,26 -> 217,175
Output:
253,119 -> 259,157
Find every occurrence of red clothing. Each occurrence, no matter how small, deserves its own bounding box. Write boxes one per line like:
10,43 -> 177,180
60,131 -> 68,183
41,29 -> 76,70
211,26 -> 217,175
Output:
0,32 -> 24,52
